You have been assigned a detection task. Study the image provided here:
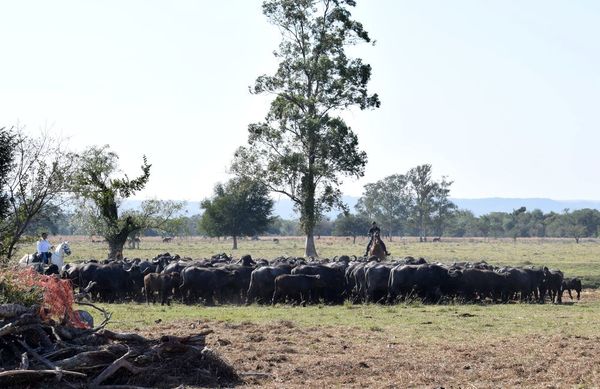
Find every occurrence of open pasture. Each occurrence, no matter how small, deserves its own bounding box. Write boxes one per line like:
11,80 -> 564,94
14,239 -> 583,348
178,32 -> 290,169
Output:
35,236 -> 600,387
93,292 -> 600,387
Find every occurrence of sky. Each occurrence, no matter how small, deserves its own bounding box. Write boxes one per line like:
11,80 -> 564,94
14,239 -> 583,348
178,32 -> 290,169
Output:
1,0 -> 599,205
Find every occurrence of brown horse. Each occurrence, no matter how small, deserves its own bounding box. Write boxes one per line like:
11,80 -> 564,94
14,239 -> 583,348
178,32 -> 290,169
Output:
368,232 -> 387,261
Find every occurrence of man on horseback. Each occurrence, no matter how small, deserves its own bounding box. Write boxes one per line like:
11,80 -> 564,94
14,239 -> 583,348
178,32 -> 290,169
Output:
36,232 -> 52,264
365,222 -> 390,257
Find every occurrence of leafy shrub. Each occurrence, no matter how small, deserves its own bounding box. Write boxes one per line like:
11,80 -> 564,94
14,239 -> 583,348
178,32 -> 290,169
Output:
0,267 -> 86,328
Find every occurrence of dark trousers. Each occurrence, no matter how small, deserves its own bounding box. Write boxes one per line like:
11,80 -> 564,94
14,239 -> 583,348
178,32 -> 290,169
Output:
40,252 -> 51,264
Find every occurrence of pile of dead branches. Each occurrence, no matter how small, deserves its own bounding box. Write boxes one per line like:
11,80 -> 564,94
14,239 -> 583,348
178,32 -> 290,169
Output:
0,284 -> 239,388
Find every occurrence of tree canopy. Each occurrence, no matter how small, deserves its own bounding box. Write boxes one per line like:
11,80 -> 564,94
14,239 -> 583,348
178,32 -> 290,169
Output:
355,165 -> 456,241
232,0 -> 379,257
0,127 -> 15,223
70,145 -> 183,259
200,178 -> 274,249
0,129 -> 73,260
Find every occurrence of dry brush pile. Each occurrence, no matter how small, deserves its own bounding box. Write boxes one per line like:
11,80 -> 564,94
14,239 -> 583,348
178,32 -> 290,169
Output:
0,268 -> 239,388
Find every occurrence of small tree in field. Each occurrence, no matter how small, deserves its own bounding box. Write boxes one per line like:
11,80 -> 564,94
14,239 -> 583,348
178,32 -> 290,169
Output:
333,212 -> 369,244
356,174 -> 411,241
70,145 -> 183,259
232,0 -> 380,257
200,178 -> 274,250
0,129 -> 73,261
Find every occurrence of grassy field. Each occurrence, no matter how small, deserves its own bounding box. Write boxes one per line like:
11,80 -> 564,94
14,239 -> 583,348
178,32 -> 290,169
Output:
90,292 -> 600,387
19,235 -> 593,386
16,235 -> 600,287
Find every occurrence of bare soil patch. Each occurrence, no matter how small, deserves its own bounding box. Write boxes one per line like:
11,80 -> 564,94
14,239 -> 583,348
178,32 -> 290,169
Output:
139,318 -> 600,388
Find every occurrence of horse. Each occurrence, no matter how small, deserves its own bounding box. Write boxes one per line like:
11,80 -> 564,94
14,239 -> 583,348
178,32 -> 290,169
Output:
368,232 -> 387,261
19,241 -> 72,273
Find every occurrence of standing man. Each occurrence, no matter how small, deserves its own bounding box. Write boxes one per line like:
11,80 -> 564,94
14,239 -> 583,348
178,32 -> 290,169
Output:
365,222 -> 390,257
36,232 -> 52,264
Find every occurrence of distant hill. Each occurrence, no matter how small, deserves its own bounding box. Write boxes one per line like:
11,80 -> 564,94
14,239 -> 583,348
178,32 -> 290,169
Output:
123,197 -> 600,219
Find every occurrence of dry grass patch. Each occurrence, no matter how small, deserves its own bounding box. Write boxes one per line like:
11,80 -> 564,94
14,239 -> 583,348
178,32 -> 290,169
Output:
135,319 -> 600,388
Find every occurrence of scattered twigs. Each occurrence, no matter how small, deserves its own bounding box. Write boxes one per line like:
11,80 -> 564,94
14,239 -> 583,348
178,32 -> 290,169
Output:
19,352 -> 29,370
240,371 -> 274,378
0,301 -> 234,388
17,339 -> 59,370
42,346 -> 90,361
90,348 -> 142,387
55,350 -> 119,370
0,304 -> 35,319
0,322 -> 41,337
74,281 -> 97,301
0,369 -> 86,381
99,329 -> 149,343
74,301 -> 112,332
89,386 -> 151,389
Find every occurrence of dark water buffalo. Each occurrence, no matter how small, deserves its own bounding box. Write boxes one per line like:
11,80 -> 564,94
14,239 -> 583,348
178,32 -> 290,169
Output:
522,267 -> 545,301
272,274 -> 326,306
561,278 -> 582,300
144,272 -> 180,305
246,264 -> 292,304
61,263 -> 87,290
291,264 -> 345,304
388,264 -> 459,302
218,256 -> 257,303
79,262 -> 141,302
542,267 -> 564,303
365,263 -> 392,303
344,261 -> 363,300
179,267 -> 237,305
458,268 -> 509,302
350,262 -> 368,303
162,261 -> 189,275
497,267 -> 534,302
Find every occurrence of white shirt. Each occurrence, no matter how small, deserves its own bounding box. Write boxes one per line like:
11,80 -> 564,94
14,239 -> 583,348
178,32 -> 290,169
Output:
37,239 -> 52,254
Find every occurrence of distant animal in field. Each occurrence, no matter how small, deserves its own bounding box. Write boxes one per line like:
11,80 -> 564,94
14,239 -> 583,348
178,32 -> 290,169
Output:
162,237 -> 173,243
128,236 -> 141,249
561,278 -> 582,300
144,272 -> 180,305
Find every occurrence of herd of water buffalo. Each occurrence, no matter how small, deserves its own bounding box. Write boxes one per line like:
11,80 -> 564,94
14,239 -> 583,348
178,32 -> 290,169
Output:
55,252 -> 583,307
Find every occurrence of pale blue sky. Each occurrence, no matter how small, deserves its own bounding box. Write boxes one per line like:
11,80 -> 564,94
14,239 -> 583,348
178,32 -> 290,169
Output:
1,1 -> 599,202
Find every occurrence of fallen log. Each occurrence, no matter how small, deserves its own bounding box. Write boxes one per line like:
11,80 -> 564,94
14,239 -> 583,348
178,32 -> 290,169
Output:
99,329 -> 149,343
0,304 -> 35,319
55,350 -> 121,371
0,369 -> 87,384
91,348 -> 143,387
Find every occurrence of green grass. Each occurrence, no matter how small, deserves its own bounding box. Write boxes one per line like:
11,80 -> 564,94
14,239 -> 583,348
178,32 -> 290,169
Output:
93,296 -> 600,342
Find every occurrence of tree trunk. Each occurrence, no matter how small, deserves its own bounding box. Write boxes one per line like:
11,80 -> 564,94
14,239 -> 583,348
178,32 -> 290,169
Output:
305,233 -> 318,258
352,235 -> 356,244
108,239 -> 125,260
232,235 -> 238,250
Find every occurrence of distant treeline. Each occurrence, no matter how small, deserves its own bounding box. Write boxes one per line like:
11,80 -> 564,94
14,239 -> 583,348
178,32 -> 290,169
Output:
27,206 -> 600,242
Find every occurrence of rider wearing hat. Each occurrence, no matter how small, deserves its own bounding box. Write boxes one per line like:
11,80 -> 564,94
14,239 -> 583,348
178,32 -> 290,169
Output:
365,222 -> 390,257
36,232 -> 52,264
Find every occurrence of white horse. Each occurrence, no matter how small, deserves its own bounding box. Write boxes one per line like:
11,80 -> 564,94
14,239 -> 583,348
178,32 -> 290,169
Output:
19,241 -> 72,271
